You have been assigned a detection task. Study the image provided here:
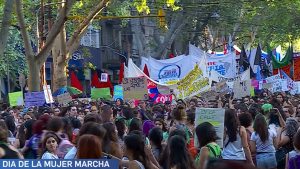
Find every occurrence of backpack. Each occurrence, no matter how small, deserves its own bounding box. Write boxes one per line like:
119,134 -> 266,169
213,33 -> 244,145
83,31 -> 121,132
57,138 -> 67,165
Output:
289,155 -> 300,169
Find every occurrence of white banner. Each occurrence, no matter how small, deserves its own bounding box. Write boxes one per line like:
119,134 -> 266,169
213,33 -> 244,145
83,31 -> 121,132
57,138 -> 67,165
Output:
206,52 -> 237,77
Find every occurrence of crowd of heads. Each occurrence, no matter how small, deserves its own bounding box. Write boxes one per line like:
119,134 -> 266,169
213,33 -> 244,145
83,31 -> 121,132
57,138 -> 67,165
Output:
0,89 -> 300,169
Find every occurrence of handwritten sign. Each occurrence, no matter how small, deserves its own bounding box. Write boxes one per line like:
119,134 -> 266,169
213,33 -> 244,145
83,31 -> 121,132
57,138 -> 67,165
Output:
57,92 -> 72,105
113,85 -> 123,101
122,77 -> 148,100
25,92 -> 46,107
233,80 -> 251,99
177,65 -> 210,99
195,108 -> 225,148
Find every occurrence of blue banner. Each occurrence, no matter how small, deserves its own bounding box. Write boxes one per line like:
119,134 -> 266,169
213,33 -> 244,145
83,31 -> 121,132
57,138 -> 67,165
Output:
0,159 -> 118,169
113,85 -> 123,101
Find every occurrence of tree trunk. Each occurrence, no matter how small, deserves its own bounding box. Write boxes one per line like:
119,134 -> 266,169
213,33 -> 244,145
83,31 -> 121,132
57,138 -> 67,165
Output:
28,59 -> 41,91
0,0 -> 14,57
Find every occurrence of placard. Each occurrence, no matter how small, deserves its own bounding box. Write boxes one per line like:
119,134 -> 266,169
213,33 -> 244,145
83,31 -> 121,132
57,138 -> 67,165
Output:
25,92 -> 45,107
233,80 -> 251,99
57,92 -> 72,105
113,85 -> 123,101
8,91 -> 24,106
195,108 -> 225,148
122,77 -> 148,100
100,73 -> 108,82
265,74 -> 281,83
91,88 -> 111,100
43,85 -> 54,104
154,94 -> 173,103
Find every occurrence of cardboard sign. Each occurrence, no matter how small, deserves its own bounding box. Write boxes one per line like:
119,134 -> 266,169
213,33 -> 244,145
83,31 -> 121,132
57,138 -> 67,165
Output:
43,85 -> 54,104
9,91 -> 24,106
195,108 -> 225,148
113,85 -> 123,101
25,92 -> 45,107
100,73 -> 108,82
57,92 -> 72,105
200,90 -> 219,101
122,77 -> 148,100
91,88 -> 111,100
233,80 -> 251,99
154,94 -> 173,103
271,81 -> 282,93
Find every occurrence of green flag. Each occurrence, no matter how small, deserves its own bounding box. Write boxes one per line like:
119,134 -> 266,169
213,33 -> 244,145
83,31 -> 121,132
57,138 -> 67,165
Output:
9,91 -> 24,106
91,88 -> 111,100
272,45 -> 293,69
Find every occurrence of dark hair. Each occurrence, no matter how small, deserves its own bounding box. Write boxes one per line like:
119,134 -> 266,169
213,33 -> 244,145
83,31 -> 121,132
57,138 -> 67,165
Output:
115,118 -> 126,140
205,159 -> 258,169
129,118 -> 142,133
70,117 -> 81,129
169,129 -> 187,141
186,110 -> 195,125
173,105 -> 187,121
78,122 -> 106,141
123,107 -> 134,120
238,112 -> 253,128
83,113 -> 102,124
293,129 -> 300,151
168,135 -> 195,169
225,109 -> 239,142
253,114 -> 269,143
101,105 -> 113,123
149,127 -> 163,153
77,134 -> 102,159
47,117 -> 64,132
196,122 -> 218,148
5,115 -> 16,134
154,118 -> 167,132
124,133 -> 150,169
24,119 -> 35,140
32,120 -> 46,135
0,120 -> 8,142
102,122 -> 118,153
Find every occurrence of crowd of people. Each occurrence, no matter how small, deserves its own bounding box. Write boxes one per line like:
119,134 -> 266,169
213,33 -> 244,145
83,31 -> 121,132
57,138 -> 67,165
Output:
0,90 -> 300,169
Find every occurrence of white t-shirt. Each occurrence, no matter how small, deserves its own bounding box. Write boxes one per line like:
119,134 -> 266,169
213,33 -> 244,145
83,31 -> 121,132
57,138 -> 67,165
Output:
41,151 -> 59,159
250,129 -> 277,153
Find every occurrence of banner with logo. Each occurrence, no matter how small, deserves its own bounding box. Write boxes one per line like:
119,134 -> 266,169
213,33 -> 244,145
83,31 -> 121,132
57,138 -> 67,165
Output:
141,55 -> 202,81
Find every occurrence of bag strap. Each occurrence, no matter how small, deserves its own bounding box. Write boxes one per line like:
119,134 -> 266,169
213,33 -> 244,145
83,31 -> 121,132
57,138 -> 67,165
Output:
206,144 -> 218,158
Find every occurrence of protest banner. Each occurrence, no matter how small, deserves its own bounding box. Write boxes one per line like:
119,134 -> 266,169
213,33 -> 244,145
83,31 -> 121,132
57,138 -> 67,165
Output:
271,81 -> 283,93
233,80 -> 251,99
195,108 -> 225,148
57,92 -> 72,105
154,94 -> 173,103
122,77 -> 148,100
199,90 -> 219,101
113,85 -> 123,101
43,85 -> 54,104
25,92 -> 45,107
265,74 -> 281,83
8,91 -> 23,106
176,65 -> 210,99
91,88 -> 111,100
206,52 -> 236,77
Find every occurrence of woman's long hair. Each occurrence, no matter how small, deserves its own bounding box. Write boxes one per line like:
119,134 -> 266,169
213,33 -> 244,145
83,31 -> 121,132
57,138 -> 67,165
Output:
196,122 -> 219,148
253,114 -> 269,143
102,122 -> 118,155
77,134 -> 102,159
168,135 -> 195,169
225,109 -> 239,142
124,133 -> 150,169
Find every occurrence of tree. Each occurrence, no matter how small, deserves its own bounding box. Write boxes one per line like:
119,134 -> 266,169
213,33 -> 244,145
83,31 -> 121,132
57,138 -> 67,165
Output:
0,0 -> 14,59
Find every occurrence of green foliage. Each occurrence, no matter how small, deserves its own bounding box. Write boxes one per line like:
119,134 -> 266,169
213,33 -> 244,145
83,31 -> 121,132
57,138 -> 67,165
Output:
0,29 -> 28,80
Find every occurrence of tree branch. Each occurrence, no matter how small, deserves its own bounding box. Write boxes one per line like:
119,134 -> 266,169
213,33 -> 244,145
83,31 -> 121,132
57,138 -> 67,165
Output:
66,0 -> 111,59
15,0 -> 35,59
36,0 -> 76,65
